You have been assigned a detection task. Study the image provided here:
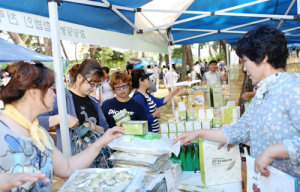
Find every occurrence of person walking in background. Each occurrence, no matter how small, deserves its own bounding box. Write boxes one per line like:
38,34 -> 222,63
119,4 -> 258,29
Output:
153,64 -> 161,89
193,61 -> 201,80
162,65 -> 168,89
96,66 -> 114,105
165,66 -> 180,93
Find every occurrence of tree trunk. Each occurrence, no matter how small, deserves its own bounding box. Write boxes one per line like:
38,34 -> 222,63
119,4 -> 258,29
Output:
100,61 -> 104,67
158,54 -> 163,67
74,42 -> 78,62
207,42 -> 213,58
238,72 -> 254,115
25,35 -> 33,45
43,37 -> 52,56
165,54 -> 169,67
7,32 -> 27,48
198,43 -> 201,61
142,52 -> 146,58
89,44 -> 98,59
137,51 -> 143,59
37,37 -> 43,53
182,45 -> 193,81
219,40 -> 227,56
213,41 -> 219,57
60,40 -> 69,62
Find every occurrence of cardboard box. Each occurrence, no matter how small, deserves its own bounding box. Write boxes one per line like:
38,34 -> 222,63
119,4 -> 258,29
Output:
161,133 -> 169,139
178,110 -> 187,121
212,84 -> 223,108
197,108 -> 206,119
122,121 -> 148,135
194,90 -> 206,107
160,123 -> 169,133
201,119 -> 212,129
213,116 -> 222,126
169,133 -> 177,142
193,120 -> 202,130
168,122 -> 177,133
113,109 -> 131,126
185,121 -> 194,131
206,108 -> 214,119
187,109 -> 197,121
200,85 -> 212,108
176,122 -> 186,132
178,101 -> 187,111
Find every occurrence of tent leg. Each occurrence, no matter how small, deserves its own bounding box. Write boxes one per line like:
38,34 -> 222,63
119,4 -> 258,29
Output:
48,1 -> 72,157
226,43 -> 231,101
168,45 -> 175,118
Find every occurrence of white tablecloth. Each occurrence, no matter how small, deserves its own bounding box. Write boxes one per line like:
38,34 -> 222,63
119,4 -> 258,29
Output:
176,171 -> 243,192
175,80 -> 201,87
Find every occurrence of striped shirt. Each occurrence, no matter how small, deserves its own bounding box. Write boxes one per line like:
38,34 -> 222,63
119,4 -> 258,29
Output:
143,93 -> 160,133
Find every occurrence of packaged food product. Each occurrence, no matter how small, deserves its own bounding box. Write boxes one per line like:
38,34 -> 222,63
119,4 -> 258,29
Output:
211,84 -> 223,108
178,184 -> 224,192
178,110 -> 187,121
122,121 -> 148,135
197,108 -> 206,119
136,174 -> 165,192
194,90 -> 206,107
176,121 -> 185,132
168,122 -> 177,133
168,133 -> 177,142
108,133 -> 180,156
185,121 -> 194,132
205,108 -> 214,119
160,123 -> 169,133
187,109 -> 197,121
170,163 -> 182,182
113,109 -> 131,126
193,120 -> 202,130
59,168 -> 145,192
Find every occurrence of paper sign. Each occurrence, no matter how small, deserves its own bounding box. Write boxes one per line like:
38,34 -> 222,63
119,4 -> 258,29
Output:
178,102 -> 186,111
224,108 -> 233,123
227,101 -> 236,106
206,109 -> 214,119
164,169 -> 176,192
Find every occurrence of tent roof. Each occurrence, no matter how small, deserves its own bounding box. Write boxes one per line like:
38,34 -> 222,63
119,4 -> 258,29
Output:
0,38 -> 53,62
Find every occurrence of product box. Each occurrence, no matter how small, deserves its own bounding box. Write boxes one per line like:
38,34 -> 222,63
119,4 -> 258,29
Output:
168,122 -> 177,133
199,140 -> 242,186
200,85 -> 212,108
206,108 -> 214,119
197,108 -> 206,119
161,133 -> 169,139
113,109 -> 131,126
185,121 -> 194,132
122,121 -> 148,135
177,132 -> 183,137
212,84 -> 223,108
187,109 -> 197,121
193,120 -> 202,130
169,133 -> 177,142
194,90 -> 206,107
191,139 -> 199,143
221,106 -> 240,124
175,110 -> 179,119
176,122 -> 186,132
201,119 -> 212,129
160,123 -> 169,133
213,116 -> 222,126
178,110 -> 187,121
168,118 -> 179,123
178,101 -> 187,111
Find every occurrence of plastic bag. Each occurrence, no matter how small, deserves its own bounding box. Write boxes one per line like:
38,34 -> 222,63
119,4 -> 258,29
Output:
136,174 -> 165,192
113,160 -> 168,172
178,184 -> 224,192
108,133 -> 180,156
58,168 -> 146,192
109,151 -> 171,165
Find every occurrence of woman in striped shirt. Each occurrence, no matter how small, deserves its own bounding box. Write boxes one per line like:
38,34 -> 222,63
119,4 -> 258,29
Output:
131,68 -> 181,133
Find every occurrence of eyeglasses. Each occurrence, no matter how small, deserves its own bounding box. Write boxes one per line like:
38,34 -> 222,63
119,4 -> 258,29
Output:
82,75 -> 101,88
114,84 -> 129,91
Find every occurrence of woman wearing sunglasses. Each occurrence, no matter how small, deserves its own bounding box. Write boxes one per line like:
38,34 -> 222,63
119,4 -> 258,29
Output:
131,68 -> 181,133
102,70 -> 148,128
38,59 -> 109,153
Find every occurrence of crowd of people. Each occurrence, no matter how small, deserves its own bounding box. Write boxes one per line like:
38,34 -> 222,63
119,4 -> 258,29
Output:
0,24 -> 300,191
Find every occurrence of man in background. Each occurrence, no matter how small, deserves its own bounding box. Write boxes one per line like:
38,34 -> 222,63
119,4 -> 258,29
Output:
97,67 -> 114,105
217,58 -> 225,75
162,65 -> 168,89
165,66 -> 180,93
153,64 -> 161,89
202,60 -> 226,85
193,61 -> 201,80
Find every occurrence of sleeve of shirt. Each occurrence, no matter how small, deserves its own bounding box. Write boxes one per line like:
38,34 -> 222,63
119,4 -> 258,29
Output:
149,94 -> 166,108
221,101 -> 253,144
37,96 -> 59,130
283,84 -> 300,165
97,105 -> 109,131
203,73 -> 207,81
133,94 -> 154,124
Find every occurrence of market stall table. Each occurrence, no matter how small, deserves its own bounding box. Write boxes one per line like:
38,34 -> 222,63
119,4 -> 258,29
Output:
176,171 -> 243,192
176,80 -> 201,87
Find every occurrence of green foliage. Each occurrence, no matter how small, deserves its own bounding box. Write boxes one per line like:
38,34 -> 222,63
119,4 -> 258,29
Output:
172,46 -> 182,59
210,53 -> 226,61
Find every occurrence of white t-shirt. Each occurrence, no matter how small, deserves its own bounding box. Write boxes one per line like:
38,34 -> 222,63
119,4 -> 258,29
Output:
194,64 -> 200,74
153,67 -> 160,78
165,71 -> 178,88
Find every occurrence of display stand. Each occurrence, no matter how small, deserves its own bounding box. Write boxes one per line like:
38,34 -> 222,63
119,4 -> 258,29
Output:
176,171 -> 243,192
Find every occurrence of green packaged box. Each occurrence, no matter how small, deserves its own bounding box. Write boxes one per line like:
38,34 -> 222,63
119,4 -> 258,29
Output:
201,119 -> 212,129
191,139 -> 199,143
187,109 -> 197,121
178,110 -> 187,121
176,122 -> 186,132
211,84 -> 223,109
213,116 -> 222,126
169,133 -> 177,142
200,85 -> 212,108
193,120 -> 202,130
161,133 -> 169,139
113,109 -> 131,126
185,121 -> 194,132
122,121 -> 148,135
168,122 -> 177,133
160,123 -> 169,133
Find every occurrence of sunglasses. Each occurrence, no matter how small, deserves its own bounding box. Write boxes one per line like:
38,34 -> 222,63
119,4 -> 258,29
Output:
82,75 -> 101,88
114,84 -> 129,91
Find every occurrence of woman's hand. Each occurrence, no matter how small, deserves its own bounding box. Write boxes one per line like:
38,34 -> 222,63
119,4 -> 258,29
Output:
254,147 -> 274,177
173,130 -> 200,145
83,122 -> 104,132
0,172 -> 50,191
172,87 -> 182,96
97,127 -> 124,147
67,114 -> 79,130
152,111 -> 161,118
217,143 -> 237,151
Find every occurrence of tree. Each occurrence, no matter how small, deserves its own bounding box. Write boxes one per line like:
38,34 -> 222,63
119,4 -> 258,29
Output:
7,32 -> 27,48
43,37 -> 52,56
219,40 -> 227,57
164,54 -> 169,67
238,73 -> 254,115
198,43 -> 205,61
181,44 -> 193,81
159,54 -> 163,67
171,46 -> 182,59
60,40 -> 69,62
213,41 -> 219,57
89,44 -> 98,59
93,47 -> 114,67
207,42 -> 213,58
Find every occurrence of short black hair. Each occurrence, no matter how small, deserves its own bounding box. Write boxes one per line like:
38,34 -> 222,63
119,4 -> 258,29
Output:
195,61 -> 199,64
218,59 -> 221,61
131,68 -> 145,89
102,67 -> 109,74
147,65 -> 151,69
236,25 -> 288,69
154,64 -> 157,67
209,60 -> 217,65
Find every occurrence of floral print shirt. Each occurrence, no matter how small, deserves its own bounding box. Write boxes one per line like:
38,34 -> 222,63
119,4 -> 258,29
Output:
222,72 -> 300,189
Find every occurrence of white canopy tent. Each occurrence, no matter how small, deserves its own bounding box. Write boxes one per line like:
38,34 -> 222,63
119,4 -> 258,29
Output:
1,0 -> 299,156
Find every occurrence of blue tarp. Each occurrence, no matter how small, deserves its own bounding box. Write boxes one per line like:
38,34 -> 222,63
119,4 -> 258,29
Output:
0,37 -> 53,62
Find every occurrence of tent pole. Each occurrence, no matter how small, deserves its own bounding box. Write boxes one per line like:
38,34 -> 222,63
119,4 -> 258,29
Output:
168,45 -> 175,118
298,0 -> 300,14
226,43 -> 231,101
48,0 -> 72,157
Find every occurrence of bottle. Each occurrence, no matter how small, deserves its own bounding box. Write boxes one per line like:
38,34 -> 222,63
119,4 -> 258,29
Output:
186,145 -> 193,171
192,144 -> 200,171
195,143 -> 201,171
179,145 -> 187,171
